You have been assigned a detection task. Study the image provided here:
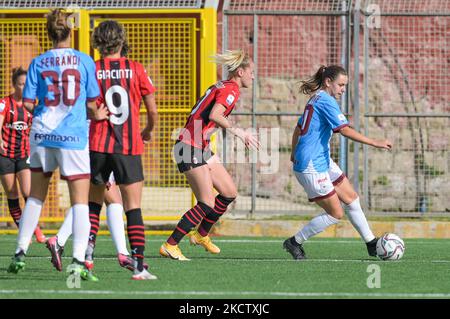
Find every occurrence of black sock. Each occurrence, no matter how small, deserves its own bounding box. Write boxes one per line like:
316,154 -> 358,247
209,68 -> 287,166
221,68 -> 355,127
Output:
198,195 -> 235,236
167,202 -> 214,245
126,208 -> 145,271
7,198 -> 22,227
88,202 -> 102,244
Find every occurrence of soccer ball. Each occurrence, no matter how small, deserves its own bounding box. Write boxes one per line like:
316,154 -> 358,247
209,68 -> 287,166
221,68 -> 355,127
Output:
376,233 -> 405,260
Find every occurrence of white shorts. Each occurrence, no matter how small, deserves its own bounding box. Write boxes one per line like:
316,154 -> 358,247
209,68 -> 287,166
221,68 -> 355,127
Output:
30,144 -> 90,181
294,159 -> 346,202
105,172 -> 115,190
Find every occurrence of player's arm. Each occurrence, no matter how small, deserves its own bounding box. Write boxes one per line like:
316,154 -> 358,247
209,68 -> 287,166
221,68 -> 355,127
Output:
87,100 -> 108,121
141,93 -> 158,143
339,126 -> 392,150
290,125 -> 301,162
23,60 -> 38,114
209,102 -> 260,150
0,114 -> 6,152
23,101 -> 35,113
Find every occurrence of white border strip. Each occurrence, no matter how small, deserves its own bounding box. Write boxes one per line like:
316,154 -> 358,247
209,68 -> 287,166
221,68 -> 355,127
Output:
0,289 -> 449,298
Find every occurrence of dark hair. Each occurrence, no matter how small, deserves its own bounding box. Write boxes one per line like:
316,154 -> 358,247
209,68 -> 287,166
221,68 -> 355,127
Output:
12,66 -> 27,85
46,8 -> 71,44
92,20 -> 127,57
300,65 -> 347,95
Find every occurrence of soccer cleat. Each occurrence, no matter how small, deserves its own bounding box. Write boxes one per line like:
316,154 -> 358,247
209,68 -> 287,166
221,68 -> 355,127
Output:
117,253 -> 148,272
7,252 -> 26,274
46,236 -> 64,271
159,242 -> 190,261
84,260 -> 94,271
366,238 -> 379,257
283,237 -> 307,260
188,230 -> 220,254
84,241 -> 95,270
33,226 -> 47,244
132,268 -> 157,280
67,262 -> 99,282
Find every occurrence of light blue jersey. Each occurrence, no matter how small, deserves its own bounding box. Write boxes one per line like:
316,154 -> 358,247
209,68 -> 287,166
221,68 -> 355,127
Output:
293,90 -> 349,173
23,48 -> 99,150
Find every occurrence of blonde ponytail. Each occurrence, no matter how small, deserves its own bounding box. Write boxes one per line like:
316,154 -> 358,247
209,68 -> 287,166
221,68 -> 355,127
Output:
213,50 -> 251,74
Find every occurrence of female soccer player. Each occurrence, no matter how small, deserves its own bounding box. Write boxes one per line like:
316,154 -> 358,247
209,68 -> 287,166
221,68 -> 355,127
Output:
7,9 -> 107,279
88,20 -> 158,280
283,65 -> 392,260
0,67 -> 45,243
160,50 -> 259,261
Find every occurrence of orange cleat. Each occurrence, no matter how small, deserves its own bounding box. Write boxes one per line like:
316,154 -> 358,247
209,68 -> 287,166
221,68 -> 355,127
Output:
34,226 -> 47,244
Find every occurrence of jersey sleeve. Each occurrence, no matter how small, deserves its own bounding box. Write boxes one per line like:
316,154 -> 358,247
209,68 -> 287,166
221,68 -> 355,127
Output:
297,115 -> 303,129
317,98 -> 349,132
215,86 -> 237,111
0,98 -> 8,116
137,63 -> 156,96
22,59 -> 38,104
84,56 -> 100,102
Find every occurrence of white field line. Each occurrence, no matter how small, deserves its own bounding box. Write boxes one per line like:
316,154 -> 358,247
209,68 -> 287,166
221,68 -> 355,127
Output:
0,289 -> 449,298
0,255 -> 448,264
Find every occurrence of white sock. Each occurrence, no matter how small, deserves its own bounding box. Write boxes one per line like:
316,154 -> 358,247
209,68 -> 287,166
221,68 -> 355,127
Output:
16,197 -> 43,254
295,213 -> 340,244
72,204 -> 90,262
345,197 -> 375,243
57,207 -> 73,247
106,203 -> 129,255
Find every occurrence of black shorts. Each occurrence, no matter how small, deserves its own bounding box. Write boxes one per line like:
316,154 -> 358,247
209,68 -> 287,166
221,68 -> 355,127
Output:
173,141 -> 213,173
0,155 -> 29,175
90,151 -> 144,185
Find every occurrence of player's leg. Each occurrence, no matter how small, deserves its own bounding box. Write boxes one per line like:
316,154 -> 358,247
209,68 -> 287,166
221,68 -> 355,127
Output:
16,163 -> 46,243
103,179 -> 142,271
161,164 -> 215,261
161,142 -> 216,260
8,145 -> 56,273
334,178 -> 377,256
114,154 -> 156,280
104,181 -> 129,256
46,207 -> 72,271
0,170 -> 21,227
283,171 -> 342,260
84,151 -> 109,270
190,155 -> 237,254
328,159 -> 377,256
7,170 -> 51,273
59,147 -> 97,281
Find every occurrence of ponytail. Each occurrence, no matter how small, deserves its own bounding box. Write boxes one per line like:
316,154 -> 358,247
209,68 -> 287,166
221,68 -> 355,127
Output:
300,65 -> 347,95
213,49 -> 251,74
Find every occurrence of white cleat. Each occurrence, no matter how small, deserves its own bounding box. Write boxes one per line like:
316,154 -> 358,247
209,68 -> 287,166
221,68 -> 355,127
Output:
132,268 -> 158,280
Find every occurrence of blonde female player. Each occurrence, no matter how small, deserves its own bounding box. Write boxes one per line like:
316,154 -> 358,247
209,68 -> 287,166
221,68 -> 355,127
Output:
7,9 -> 107,279
160,50 -> 259,261
284,65 -> 392,260
0,67 -> 45,243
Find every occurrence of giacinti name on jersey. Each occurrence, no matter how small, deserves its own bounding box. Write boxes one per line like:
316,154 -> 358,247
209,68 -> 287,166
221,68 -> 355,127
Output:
97,69 -> 133,80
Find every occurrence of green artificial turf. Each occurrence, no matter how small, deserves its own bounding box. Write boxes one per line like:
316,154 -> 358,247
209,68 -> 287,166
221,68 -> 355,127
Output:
0,235 -> 449,299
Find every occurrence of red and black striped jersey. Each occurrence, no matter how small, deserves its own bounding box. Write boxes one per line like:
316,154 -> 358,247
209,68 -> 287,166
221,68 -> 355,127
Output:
89,57 -> 156,155
179,80 -> 240,149
0,95 -> 32,159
